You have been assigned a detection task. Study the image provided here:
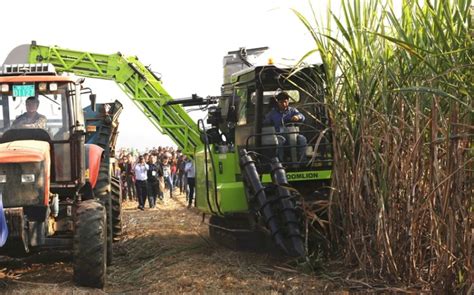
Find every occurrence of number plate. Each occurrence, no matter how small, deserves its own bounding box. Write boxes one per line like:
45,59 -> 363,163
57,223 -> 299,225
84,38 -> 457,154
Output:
13,85 -> 35,97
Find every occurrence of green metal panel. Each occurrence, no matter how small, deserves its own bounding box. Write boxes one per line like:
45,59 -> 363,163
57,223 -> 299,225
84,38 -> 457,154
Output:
213,150 -> 248,213
215,182 -> 248,213
27,44 -> 202,156
194,146 -> 248,215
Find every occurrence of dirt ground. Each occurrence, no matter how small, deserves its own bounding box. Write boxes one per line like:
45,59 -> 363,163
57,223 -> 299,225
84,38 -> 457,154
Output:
0,192 -> 344,294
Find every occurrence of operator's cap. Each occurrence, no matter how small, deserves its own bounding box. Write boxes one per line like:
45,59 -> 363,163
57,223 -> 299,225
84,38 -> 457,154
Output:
275,91 -> 290,101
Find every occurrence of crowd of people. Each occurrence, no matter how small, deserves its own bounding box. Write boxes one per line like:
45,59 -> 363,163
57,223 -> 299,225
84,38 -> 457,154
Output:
115,146 -> 195,210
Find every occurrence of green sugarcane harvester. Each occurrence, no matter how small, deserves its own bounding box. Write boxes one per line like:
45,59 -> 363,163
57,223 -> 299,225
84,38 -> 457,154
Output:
6,42 -> 333,257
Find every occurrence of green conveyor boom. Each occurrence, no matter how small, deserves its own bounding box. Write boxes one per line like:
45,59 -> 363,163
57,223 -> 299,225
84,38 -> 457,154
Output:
27,44 -> 202,155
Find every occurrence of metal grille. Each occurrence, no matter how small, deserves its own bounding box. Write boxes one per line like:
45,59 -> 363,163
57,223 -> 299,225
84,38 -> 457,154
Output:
0,63 -> 56,76
0,162 -> 44,207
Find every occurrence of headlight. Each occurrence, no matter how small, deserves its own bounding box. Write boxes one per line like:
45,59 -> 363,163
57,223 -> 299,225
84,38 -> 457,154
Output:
0,175 -> 6,183
49,83 -> 58,91
38,82 -> 47,92
21,174 -> 35,183
0,84 -> 9,92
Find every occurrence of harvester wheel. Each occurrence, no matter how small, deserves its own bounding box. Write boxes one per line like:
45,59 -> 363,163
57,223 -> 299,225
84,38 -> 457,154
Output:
111,175 -> 123,241
73,200 -> 107,289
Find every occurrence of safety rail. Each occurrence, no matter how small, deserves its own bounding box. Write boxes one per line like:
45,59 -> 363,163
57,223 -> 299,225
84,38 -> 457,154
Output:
28,44 -> 202,155
244,128 -> 333,169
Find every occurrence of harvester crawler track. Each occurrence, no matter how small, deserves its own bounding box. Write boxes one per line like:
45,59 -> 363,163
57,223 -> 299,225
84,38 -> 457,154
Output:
208,215 -> 267,252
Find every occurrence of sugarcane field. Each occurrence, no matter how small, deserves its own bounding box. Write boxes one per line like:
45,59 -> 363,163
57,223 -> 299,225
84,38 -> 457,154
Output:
0,0 -> 472,294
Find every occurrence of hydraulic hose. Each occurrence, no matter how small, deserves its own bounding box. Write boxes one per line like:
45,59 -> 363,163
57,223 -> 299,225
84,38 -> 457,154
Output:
197,119 -> 223,215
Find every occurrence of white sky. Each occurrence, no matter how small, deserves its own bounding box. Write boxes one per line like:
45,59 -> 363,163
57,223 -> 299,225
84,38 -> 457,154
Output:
1,0 -> 333,151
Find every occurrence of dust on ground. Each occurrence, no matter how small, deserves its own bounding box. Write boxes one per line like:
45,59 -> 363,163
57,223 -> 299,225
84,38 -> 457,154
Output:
0,192 -> 340,294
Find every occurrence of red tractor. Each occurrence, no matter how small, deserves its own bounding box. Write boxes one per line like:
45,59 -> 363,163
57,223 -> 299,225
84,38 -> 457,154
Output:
0,63 -> 122,288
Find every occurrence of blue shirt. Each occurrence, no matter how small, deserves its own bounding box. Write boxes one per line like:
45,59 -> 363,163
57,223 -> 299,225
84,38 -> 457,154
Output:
263,107 -> 305,131
184,161 -> 195,178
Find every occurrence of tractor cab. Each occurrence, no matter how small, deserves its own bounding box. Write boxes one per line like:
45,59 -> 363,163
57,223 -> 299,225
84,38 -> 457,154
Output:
221,64 -> 333,176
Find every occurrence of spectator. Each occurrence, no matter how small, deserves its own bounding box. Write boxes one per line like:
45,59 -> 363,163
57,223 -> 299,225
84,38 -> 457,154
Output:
119,154 -> 136,201
171,154 -> 178,188
159,155 -> 173,199
147,154 -> 161,208
177,154 -> 187,195
184,157 -> 195,209
134,155 -> 149,210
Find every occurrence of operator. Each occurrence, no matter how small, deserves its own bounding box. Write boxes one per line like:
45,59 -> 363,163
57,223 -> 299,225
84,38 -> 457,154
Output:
262,91 -> 307,161
11,96 -> 47,129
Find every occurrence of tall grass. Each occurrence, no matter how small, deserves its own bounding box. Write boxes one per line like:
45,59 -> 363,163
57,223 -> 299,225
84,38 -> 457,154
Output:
294,0 -> 473,292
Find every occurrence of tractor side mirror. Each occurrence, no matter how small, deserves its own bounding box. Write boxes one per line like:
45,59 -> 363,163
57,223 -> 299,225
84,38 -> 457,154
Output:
90,94 -> 96,112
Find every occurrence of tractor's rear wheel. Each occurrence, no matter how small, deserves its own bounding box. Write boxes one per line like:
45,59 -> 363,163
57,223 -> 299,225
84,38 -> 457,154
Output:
94,158 -> 113,266
111,175 -> 123,241
73,200 -> 107,289
102,197 -> 113,266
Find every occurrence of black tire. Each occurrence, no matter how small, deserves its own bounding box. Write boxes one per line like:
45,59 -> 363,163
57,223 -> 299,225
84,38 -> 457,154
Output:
103,197 -> 113,266
93,158 -> 113,266
73,200 -> 107,289
111,175 -> 123,241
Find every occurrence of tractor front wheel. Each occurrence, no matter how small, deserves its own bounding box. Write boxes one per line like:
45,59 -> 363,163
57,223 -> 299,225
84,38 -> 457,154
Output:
73,200 -> 107,288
